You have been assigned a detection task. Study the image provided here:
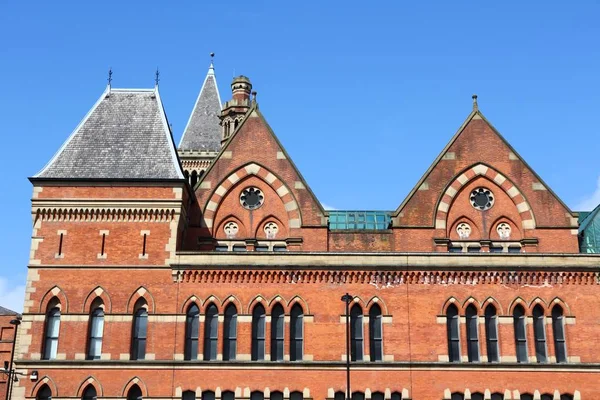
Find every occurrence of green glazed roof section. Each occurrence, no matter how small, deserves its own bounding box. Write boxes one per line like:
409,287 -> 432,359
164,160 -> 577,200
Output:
329,211 -> 391,230
578,204 -> 600,253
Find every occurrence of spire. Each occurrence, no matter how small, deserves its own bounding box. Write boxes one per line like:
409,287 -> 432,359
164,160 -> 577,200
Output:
178,54 -> 223,152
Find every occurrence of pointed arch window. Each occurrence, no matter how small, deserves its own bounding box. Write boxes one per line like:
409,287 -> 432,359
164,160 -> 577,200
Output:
465,304 -> 479,362
369,304 -> 383,361
391,392 -> 402,400
251,304 -> 266,360
222,391 -> 235,400
471,394 -> 484,400
43,300 -> 61,360
82,385 -> 97,400
484,304 -> 499,362
290,303 -> 304,361
446,304 -> 460,362
185,303 -> 200,360
371,392 -> 384,400
334,392 -> 345,400
271,303 -> 285,361
204,303 -> 218,360
127,384 -> 143,400
290,392 -> 303,400
533,305 -> 547,362
270,392 -> 283,400
540,395 -> 553,400
520,395 -> 533,400
352,392 -> 365,400
223,304 -> 237,361
203,391 -> 215,400
513,305 -> 528,363
37,384 -> 52,400
182,391 -> 196,400
490,394 -> 503,400
131,300 -> 148,360
450,394 -> 464,400
552,305 -> 567,363
87,304 -> 104,360
350,304 -> 363,361
251,392 -> 264,400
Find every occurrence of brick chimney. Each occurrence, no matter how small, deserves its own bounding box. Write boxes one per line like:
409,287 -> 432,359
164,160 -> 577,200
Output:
220,76 -> 253,145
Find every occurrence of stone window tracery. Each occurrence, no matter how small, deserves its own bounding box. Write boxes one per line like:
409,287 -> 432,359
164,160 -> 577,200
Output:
496,222 -> 511,240
264,222 -> 279,239
224,222 -> 239,238
456,223 -> 472,239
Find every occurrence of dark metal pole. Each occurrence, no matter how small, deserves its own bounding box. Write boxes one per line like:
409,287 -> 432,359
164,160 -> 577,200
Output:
345,296 -> 350,400
6,318 -> 21,400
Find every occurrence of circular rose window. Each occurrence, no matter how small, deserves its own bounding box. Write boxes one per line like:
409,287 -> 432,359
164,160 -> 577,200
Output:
470,187 -> 494,211
240,187 -> 264,210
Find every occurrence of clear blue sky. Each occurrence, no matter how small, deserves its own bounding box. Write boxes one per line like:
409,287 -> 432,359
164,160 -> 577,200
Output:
1,1 -> 599,311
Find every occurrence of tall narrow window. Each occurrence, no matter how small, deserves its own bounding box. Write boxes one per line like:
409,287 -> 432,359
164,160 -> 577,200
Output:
290,392 -> 303,400
203,391 -> 215,400
250,392 -> 264,400
290,303 -> 304,361
533,305 -> 547,362
37,384 -> 52,400
371,392 -> 384,400
446,304 -> 460,362
513,305 -> 528,363
222,392 -> 235,400
185,303 -> 199,360
270,392 -> 283,400
58,233 -> 64,256
87,304 -> 104,360
484,304 -> 499,362
471,393 -> 484,400
182,391 -> 196,400
100,233 -> 106,256
127,385 -> 143,400
552,305 -> 567,363
369,304 -> 383,361
142,234 -> 147,256
251,304 -> 266,360
466,304 -> 480,362
43,300 -> 61,360
131,300 -> 148,360
204,303 -> 218,360
82,385 -> 97,400
223,304 -> 237,361
271,304 -> 284,361
350,304 -> 364,361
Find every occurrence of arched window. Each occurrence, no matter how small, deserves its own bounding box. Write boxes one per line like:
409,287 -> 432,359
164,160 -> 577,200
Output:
371,392 -> 384,400
82,385 -> 97,400
350,304 -> 363,361
223,304 -> 237,361
127,384 -> 143,400
37,384 -> 52,400
250,392 -> 264,400
560,395 -> 574,400
450,394 -> 464,400
191,170 -> 198,188
290,303 -> 304,361
131,299 -> 148,360
391,392 -> 402,400
290,392 -> 303,400
369,304 -> 383,361
352,392 -> 365,400
465,304 -> 479,362
204,303 -> 218,360
520,394 -> 533,400
271,303 -> 285,361
552,305 -> 567,363
533,305 -> 547,363
446,304 -> 460,362
513,305 -> 528,363
334,392 -> 345,400
490,394 -> 503,400
43,301 -> 61,360
185,303 -> 199,360
182,391 -> 196,400
471,393 -> 484,400
222,391 -> 235,400
203,391 -> 215,400
484,304 -> 499,362
251,304 -> 266,360
87,305 -> 104,360
270,392 -> 283,400
541,395 -> 553,400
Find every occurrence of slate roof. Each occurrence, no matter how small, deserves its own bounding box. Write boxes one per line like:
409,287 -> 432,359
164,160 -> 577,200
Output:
34,87 -> 184,180
178,62 -> 222,152
0,305 -> 18,316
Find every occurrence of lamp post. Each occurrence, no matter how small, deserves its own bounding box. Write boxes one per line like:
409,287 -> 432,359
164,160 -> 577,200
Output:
340,293 -> 352,400
5,317 -> 21,400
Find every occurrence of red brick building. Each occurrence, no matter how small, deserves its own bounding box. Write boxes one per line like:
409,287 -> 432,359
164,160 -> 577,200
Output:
0,306 -> 20,400
13,61 -> 600,399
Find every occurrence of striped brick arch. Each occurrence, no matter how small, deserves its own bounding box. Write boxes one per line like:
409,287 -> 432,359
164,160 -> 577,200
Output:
203,163 -> 301,230
435,164 -> 536,231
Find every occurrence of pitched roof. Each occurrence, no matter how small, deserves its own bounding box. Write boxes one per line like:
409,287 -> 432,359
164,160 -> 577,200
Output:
33,87 -> 184,181
178,62 -> 222,152
0,305 -> 18,316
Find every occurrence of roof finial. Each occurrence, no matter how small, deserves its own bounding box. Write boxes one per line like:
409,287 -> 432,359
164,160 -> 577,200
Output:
155,68 -> 160,87
107,67 -> 113,85
208,52 -> 215,75
472,94 -> 478,112
252,91 -> 257,104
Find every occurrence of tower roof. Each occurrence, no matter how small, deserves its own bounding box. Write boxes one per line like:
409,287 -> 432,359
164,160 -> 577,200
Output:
33,87 -> 184,181
178,61 -> 223,152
